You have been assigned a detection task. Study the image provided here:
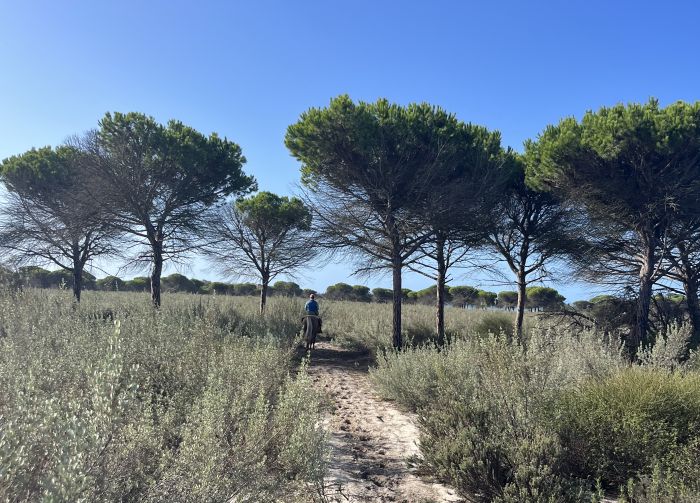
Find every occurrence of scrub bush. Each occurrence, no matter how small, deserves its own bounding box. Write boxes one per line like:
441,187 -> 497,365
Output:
554,368 -> 700,489
370,322 -> 700,501
0,290 -> 326,502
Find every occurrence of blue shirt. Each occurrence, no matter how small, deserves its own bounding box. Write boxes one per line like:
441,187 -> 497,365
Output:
305,299 -> 319,314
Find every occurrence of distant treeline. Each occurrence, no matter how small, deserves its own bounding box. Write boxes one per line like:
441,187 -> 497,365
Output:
3,266 -> 569,311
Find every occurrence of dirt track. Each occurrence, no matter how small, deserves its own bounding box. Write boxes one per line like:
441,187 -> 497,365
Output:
307,341 -> 463,503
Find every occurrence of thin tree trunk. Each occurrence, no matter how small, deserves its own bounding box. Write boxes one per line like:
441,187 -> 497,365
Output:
387,211 -> 403,349
628,235 -> 656,358
72,267 -> 82,302
435,234 -> 447,346
71,242 -> 82,303
513,235 -> 530,342
260,273 -> 269,315
629,271 -> 653,356
684,278 -> 700,351
150,239 -> 163,308
515,270 -> 526,342
678,243 -> 700,351
392,258 -> 402,349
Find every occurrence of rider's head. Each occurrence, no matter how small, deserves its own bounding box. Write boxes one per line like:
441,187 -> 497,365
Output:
309,293 -> 315,300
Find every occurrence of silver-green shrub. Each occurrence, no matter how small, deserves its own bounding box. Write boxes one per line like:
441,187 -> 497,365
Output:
0,290 -> 326,502
554,368 -> 700,489
371,320 -> 700,501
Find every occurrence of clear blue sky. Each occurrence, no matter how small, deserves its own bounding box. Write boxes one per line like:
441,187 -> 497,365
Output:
1,0 -> 699,301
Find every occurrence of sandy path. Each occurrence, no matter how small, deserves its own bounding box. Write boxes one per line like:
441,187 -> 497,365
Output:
307,341 -> 463,503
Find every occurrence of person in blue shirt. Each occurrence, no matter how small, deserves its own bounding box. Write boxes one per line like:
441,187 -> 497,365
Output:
304,293 -> 322,333
305,293 -> 319,315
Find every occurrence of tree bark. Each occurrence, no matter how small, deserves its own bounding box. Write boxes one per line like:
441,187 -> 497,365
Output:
260,272 -> 269,315
387,211 -> 403,349
71,242 -> 82,303
150,239 -> 163,308
677,243 -> 700,351
435,234 -> 447,346
514,236 -> 530,343
628,234 -> 656,357
72,267 -> 82,302
684,278 -> 700,351
515,270 -> 526,343
392,258 -> 403,349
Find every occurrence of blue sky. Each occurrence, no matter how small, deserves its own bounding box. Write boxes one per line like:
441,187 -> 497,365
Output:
1,0 -> 699,301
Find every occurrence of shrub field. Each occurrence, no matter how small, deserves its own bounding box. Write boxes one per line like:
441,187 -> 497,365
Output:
0,290 -> 327,502
2,290 -> 699,502
371,323 -> 700,502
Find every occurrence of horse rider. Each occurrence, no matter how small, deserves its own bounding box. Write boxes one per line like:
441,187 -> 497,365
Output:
301,293 -> 322,350
305,293 -> 319,315
304,293 -> 322,333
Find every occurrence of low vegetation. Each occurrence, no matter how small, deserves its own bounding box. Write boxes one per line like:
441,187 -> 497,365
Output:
371,323 -> 700,502
2,288 -> 700,502
320,300 -> 535,355
0,290 -> 326,502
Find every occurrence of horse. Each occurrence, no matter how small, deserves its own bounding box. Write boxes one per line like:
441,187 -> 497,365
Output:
301,315 -> 322,351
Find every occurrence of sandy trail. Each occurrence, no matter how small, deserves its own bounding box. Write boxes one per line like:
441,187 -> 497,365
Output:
307,340 -> 463,503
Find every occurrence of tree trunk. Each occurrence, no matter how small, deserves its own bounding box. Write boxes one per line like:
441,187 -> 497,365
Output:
71,242 -> 82,303
260,273 -> 269,315
628,234 -> 656,357
387,211 -> 403,349
684,278 -> 700,351
678,243 -> 700,351
629,271 -> 653,357
513,236 -> 530,343
150,239 -> 163,308
72,267 -> 82,302
515,270 -> 526,343
435,234 -> 447,346
392,258 -> 403,349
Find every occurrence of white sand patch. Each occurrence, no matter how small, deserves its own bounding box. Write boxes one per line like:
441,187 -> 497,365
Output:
307,341 -> 463,503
